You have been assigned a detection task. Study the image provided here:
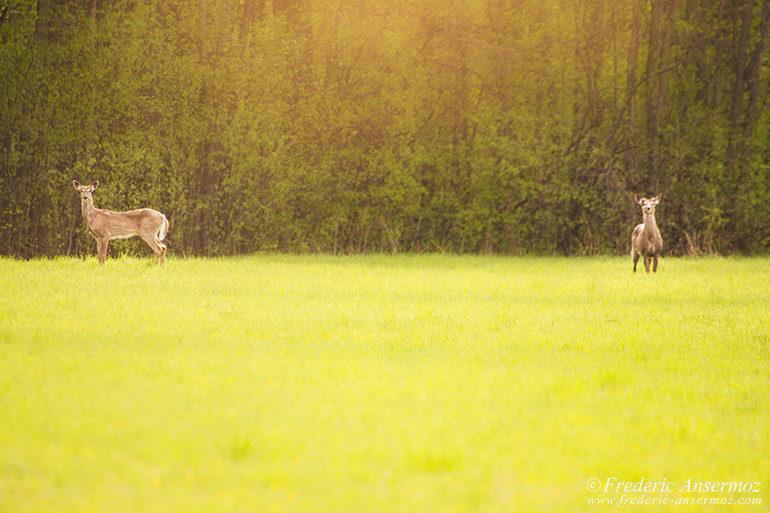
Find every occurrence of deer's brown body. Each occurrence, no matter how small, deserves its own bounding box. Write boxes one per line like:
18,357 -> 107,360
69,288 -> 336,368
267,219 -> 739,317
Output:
74,180 -> 168,265
631,194 -> 662,273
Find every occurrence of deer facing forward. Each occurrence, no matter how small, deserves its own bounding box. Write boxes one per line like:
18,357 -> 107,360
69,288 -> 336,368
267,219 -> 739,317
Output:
631,194 -> 662,273
73,180 -> 169,265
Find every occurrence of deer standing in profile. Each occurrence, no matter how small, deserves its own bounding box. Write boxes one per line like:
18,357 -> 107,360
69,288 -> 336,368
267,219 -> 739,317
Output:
73,180 -> 169,266
631,194 -> 662,273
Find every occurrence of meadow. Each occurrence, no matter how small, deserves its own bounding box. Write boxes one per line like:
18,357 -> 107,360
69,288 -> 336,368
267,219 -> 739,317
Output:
0,255 -> 767,512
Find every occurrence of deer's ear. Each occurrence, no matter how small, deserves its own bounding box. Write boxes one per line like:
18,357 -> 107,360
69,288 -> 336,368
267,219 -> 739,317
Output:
634,194 -> 642,204
91,181 -> 99,190
73,180 -> 81,190
652,194 -> 661,204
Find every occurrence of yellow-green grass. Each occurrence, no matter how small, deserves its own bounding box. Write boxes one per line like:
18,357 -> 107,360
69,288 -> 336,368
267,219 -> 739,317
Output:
0,255 -> 767,512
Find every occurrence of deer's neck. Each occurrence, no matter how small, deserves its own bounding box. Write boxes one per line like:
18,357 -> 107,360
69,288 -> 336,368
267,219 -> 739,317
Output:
643,212 -> 662,245
81,198 -> 98,227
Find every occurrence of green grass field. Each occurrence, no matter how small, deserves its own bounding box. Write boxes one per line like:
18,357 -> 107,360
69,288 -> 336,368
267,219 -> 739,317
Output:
0,255 -> 767,512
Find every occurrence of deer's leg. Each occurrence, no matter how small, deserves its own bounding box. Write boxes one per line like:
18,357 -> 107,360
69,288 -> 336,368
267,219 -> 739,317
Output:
643,257 -> 651,274
96,238 -> 108,265
632,252 -> 640,273
155,236 -> 167,265
142,234 -> 163,265
653,255 -> 659,273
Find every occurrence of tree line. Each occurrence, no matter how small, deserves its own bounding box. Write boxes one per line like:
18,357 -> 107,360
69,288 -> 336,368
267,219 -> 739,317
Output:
1,0 -> 768,258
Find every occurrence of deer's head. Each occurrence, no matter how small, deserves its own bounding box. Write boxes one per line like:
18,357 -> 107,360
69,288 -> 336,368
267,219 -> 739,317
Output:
73,180 -> 99,202
635,194 -> 661,215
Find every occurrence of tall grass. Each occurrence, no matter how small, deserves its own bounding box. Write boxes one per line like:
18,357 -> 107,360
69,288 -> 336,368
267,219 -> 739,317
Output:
0,256 -> 767,512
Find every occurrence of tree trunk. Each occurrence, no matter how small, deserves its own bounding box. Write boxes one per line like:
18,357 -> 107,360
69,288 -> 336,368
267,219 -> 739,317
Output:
644,0 -> 678,192
725,0 -> 754,176
625,0 -> 643,174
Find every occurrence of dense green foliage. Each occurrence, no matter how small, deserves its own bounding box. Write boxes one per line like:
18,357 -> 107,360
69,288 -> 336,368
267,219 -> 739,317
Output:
1,0 -> 769,257
0,256 -> 767,511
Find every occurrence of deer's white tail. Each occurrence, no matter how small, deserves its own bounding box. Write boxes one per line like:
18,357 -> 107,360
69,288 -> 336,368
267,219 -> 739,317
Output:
158,215 -> 169,241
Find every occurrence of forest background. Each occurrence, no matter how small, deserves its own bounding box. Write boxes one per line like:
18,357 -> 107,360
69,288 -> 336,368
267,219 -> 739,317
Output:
1,0 -> 768,258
